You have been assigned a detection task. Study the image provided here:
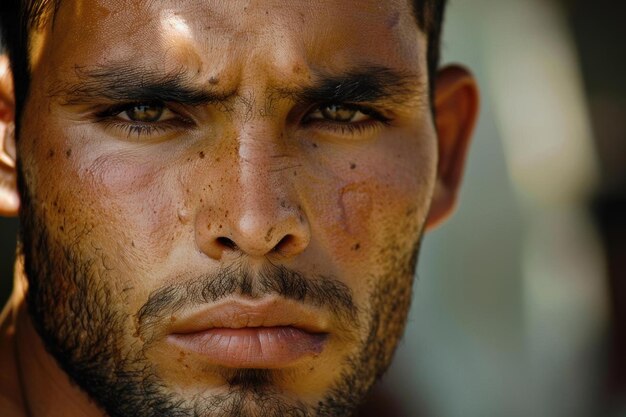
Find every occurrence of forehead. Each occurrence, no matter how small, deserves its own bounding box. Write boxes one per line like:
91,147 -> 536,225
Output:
33,0 -> 424,86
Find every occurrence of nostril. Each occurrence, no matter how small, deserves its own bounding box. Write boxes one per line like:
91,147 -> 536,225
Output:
216,236 -> 238,250
272,234 -> 295,254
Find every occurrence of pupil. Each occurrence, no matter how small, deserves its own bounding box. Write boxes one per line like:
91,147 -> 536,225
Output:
127,104 -> 163,122
322,105 -> 356,122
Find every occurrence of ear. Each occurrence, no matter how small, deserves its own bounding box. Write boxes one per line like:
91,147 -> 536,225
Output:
425,65 -> 479,231
0,55 -> 19,217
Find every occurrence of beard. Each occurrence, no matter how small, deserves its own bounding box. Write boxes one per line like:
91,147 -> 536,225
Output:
18,172 -> 421,417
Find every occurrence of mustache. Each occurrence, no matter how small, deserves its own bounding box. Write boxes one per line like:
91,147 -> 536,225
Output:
136,263 -> 358,335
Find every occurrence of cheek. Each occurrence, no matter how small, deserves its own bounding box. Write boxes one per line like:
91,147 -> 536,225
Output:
20,126 -> 187,278
83,150 -> 192,268
339,183 -> 373,236
303,132 -> 437,268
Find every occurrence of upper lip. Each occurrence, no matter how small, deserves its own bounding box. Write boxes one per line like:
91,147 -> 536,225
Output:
167,297 -> 330,335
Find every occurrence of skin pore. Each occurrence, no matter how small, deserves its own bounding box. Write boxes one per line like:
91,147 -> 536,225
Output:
0,0 -> 479,416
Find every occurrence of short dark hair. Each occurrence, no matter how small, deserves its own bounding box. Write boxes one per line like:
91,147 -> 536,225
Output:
0,0 -> 447,122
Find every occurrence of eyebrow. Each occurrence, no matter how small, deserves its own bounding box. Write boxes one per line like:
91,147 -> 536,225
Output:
52,65 -> 231,106
278,66 -> 422,106
53,63 -> 423,108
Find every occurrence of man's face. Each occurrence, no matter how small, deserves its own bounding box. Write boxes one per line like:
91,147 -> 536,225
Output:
18,0 -> 436,415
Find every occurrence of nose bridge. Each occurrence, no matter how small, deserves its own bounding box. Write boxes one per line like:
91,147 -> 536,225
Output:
195,120 -> 309,260
237,124 -> 290,214
194,28 -> 313,261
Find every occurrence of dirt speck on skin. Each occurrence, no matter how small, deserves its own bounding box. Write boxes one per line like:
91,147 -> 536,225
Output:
387,11 -> 401,29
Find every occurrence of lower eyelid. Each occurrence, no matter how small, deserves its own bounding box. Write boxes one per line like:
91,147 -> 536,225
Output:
304,119 -> 383,137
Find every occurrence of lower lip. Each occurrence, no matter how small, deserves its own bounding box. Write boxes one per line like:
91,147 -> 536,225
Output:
168,327 -> 327,368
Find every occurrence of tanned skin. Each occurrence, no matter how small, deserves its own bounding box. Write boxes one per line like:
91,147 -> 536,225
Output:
0,1 -> 478,416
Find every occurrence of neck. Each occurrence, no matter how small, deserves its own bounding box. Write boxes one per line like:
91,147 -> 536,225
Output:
0,258 -> 104,417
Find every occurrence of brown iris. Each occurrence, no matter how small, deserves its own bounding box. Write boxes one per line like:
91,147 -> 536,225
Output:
320,104 -> 358,122
125,104 -> 164,122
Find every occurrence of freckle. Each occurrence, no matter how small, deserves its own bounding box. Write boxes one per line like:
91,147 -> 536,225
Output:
293,171 -> 297,176
312,142 -> 318,148
350,163 -> 356,170
131,241 -> 135,247
199,151 -> 205,159
47,149 -> 55,158
387,11 -> 401,29
219,224 -> 223,229
209,76 -> 219,85
207,223 -> 211,230
59,225 -> 64,232
352,243 -> 361,251
215,157 -> 220,162
66,148 -> 72,158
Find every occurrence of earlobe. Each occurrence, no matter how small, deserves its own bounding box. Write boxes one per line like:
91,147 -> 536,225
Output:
426,65 -> 479,231
0,55 -> 19,217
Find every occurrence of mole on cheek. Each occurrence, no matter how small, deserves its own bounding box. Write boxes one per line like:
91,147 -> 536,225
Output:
339,183 -> 373,235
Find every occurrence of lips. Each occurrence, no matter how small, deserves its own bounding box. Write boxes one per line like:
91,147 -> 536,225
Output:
166,298 -> 329,368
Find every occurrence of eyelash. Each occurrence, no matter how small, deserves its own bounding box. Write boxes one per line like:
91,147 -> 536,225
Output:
302,104 -> 391,137
94,102 -> 391,139
94,103 -> 190,139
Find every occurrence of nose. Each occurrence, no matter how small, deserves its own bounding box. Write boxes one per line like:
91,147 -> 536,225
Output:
195,134 -> 311,261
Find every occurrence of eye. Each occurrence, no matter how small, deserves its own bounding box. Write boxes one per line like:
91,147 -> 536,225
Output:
307,104 -> 371,123
118,103 -> 173,123
94,102 -> 194,140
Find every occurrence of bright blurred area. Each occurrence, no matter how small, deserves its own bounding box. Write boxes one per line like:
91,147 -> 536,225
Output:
1,0 -> 625,416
